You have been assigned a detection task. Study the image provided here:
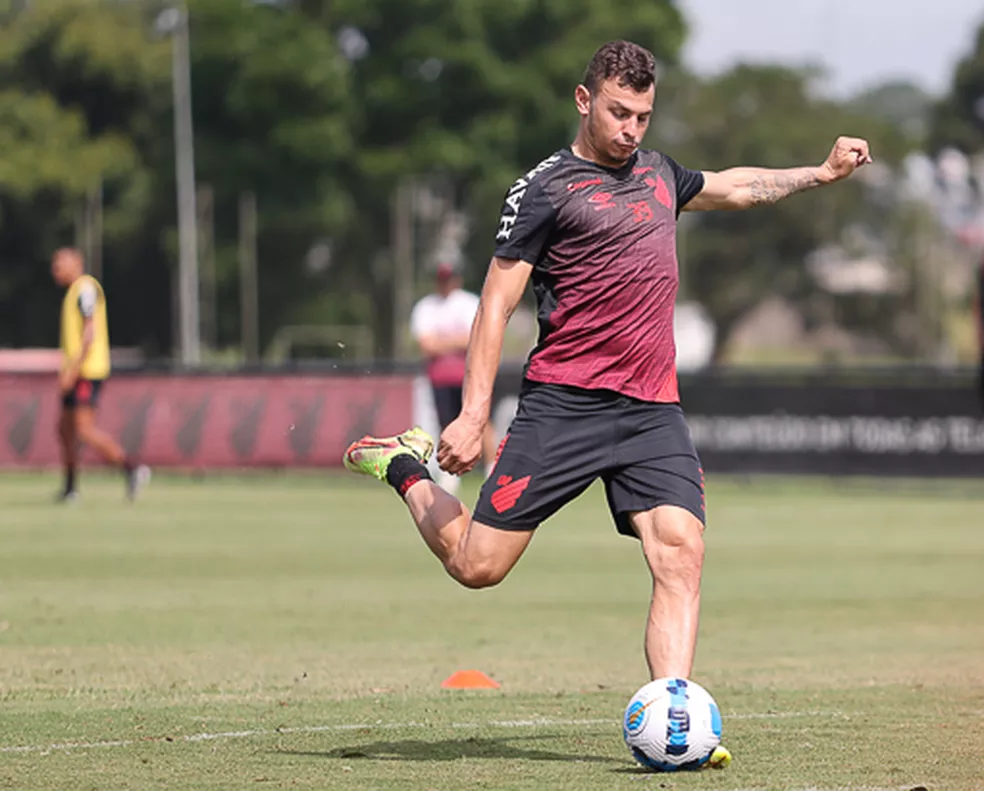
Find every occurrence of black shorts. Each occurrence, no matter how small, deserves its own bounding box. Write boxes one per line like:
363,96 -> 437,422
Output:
432,385 -> 463,430
61,378 -> 105,410
473,381 -> 705,537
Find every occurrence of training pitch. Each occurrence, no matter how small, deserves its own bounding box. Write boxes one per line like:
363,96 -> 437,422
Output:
1,472 -> 982,790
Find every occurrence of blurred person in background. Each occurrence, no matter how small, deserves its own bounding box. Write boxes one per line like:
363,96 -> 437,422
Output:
410,262 -> 497,494
345,41 -> 870,764
51,248 -> 150,503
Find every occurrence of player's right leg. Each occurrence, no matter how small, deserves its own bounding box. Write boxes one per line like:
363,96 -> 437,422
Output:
343,428 -> 532,587
56,403 -> 79,502
345,385 -> 608,587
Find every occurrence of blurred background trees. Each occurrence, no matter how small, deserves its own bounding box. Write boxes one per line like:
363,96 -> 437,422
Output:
0,0 -> 980,367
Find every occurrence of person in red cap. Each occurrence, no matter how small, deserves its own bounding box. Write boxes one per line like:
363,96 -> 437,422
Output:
410,263 -> 497,493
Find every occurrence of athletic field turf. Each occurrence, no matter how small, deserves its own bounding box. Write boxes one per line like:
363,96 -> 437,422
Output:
1,472 -> 982,790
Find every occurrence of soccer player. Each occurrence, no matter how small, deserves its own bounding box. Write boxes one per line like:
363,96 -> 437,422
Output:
410,262 -> 498,494
51,247 -> 149,502
344,39 -> 870,753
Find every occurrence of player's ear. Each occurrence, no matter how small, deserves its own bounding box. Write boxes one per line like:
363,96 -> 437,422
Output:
574,84 -> 592,116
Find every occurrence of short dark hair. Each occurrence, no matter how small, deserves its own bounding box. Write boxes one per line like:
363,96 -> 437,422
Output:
582,40 -> 657,95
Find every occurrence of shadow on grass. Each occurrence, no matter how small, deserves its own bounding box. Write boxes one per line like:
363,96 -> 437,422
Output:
274,733 -> 622,764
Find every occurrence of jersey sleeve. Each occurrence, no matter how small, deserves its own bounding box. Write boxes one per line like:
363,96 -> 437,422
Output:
77,282 -> 98,318
665,155 -> 705,213
493,179 -> 556,265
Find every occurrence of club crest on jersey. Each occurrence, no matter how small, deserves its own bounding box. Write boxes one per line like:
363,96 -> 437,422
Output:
646,175 -> 674,210
496,154 -> 562,241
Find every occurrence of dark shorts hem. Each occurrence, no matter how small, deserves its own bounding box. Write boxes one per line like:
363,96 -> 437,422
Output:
61,378 -> 105,410
613,498 -> 707,539
471,510 -> 540,532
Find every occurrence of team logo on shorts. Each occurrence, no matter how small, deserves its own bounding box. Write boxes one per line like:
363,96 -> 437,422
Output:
490,475 -> 531,513
76,381 -> 92,402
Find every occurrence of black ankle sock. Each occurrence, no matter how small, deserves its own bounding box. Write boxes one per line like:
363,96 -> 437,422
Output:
385,454 -> 432,497
64,466 -> 76,494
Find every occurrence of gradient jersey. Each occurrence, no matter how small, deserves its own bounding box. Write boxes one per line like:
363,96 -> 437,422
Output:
494,147 -> 704,403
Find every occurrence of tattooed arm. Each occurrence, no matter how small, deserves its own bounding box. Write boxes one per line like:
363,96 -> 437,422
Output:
682,136 -> 873,212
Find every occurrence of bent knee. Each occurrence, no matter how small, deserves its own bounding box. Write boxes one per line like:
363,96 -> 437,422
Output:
447,556 -> 510,590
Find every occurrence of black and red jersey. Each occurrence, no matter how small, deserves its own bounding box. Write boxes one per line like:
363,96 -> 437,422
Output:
494,147 -> 704,403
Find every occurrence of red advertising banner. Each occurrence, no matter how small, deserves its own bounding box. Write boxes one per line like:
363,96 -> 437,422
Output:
0,373 -> 414,469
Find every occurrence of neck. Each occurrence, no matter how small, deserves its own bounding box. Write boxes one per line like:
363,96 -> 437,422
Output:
571,126 -> 627,169
570,129 -> 606,167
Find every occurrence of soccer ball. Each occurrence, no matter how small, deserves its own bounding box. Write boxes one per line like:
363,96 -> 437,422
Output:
622,677 -> 722,771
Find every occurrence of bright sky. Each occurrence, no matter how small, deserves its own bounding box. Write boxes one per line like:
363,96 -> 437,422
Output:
679,0 -> 983,98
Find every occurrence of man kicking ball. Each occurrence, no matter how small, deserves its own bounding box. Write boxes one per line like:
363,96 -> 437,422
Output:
344,40 -> 871,769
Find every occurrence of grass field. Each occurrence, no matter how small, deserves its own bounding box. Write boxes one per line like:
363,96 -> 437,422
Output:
1,471 -> 982,790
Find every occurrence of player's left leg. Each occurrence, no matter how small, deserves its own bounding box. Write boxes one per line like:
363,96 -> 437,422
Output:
605,407 -> 733,767
626,504 -> 705,679
603,401 -> 708,679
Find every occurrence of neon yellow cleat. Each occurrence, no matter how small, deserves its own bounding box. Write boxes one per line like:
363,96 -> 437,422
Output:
343,427 -> 434,482
708,745 -> 732,769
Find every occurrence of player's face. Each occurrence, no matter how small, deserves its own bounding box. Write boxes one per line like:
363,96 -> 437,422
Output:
583,79 -> 655,165
51,252 -> 80,287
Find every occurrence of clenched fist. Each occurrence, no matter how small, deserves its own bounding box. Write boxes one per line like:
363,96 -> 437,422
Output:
819,136 -> 873,183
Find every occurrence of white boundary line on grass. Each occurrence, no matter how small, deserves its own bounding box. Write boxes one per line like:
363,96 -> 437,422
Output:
1,710 -> 842,756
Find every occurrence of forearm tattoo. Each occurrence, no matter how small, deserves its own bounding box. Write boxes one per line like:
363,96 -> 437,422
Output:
747,168 -> 822,206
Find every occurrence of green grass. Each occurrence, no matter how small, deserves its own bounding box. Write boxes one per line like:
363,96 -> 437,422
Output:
1,471 -> 982,790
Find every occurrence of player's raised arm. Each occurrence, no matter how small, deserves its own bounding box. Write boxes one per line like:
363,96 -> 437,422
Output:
437,256 -> 532,475
683,136 -> 873,212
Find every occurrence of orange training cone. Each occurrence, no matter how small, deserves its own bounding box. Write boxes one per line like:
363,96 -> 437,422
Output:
441,670 -> 500,690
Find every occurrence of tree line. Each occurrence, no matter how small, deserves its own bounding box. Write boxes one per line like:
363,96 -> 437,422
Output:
0,0 -> 979,363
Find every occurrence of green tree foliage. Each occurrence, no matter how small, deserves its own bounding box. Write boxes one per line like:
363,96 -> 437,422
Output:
186,0 -> 354,348
654,65 -> 913,359
324,0 -> 687,353
0,0 -> 921,365
929,22 -> 984,154
0,0 -> 161,348
0,0 -> 354,354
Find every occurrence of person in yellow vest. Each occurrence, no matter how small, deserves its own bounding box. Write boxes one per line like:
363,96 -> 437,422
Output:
51,247 -> 150,502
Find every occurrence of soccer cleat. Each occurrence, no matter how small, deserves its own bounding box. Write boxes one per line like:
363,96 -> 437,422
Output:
126,465 -> 152,501
54,490 -> 80,505
708,745 -> 732,769
343,427 -> 434,482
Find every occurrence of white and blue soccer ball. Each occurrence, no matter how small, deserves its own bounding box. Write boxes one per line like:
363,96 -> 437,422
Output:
623,677 -> 722,771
